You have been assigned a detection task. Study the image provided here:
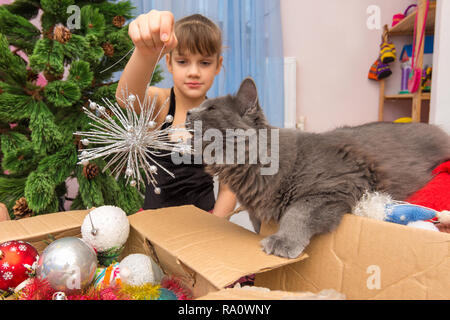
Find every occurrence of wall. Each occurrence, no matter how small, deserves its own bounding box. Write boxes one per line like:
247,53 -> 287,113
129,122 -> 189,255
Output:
280,0 -> 419,132
430,0 -> 450,133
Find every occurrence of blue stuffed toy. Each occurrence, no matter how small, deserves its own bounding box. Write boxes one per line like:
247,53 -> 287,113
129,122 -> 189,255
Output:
353,192 -> 450,231
384,203 -> 436,225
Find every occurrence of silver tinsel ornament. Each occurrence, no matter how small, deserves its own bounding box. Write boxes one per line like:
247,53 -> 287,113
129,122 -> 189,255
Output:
73,89 -> 193,191
74,44 -> 193,191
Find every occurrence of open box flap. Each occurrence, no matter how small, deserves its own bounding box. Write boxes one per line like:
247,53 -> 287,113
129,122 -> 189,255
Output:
0,210 -> 88,242
0,210 -> 89,252
128,205 -> 307,289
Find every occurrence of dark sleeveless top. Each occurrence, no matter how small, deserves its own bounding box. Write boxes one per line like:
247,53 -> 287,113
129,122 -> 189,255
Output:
143,88 -> 215,212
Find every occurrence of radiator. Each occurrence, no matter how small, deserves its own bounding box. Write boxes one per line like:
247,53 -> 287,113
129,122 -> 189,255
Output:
284,57 -> 297,129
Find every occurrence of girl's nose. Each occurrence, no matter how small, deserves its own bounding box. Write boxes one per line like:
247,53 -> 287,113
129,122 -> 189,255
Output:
187,64 -> 200,77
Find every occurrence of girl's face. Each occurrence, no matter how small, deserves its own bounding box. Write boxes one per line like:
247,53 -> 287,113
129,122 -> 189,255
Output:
166,50 -> 223,100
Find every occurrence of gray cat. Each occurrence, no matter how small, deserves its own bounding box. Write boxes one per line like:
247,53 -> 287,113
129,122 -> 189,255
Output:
185,78 -> 450,259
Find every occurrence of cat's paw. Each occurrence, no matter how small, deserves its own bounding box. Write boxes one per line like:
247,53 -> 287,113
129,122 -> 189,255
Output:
260,234 -> 305,259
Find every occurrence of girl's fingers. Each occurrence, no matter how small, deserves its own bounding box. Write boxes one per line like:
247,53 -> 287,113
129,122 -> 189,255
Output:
137,15 -> 154,52
149,11 -> 164,50
128,20 -> 144,49
159,11 -> 174,43
129,10 -> 177,55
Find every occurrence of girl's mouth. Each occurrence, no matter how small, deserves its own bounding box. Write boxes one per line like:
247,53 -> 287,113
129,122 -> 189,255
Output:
186,82 -> 202,89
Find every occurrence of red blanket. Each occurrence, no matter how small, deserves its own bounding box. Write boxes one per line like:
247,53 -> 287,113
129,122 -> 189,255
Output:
406,161 -> 450,220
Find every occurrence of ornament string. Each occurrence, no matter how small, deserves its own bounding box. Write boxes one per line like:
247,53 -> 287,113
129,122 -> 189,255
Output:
100,43 -> 167,89
74,44 -> 194,192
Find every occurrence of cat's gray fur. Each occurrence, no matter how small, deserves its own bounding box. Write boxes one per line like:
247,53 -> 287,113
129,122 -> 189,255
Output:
186,78 -> 450,259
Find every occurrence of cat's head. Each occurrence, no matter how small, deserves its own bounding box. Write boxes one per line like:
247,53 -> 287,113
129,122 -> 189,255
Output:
185,78 -> 268,135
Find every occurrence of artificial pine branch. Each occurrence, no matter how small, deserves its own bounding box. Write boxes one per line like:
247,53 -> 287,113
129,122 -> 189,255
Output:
0,0 -> 153,215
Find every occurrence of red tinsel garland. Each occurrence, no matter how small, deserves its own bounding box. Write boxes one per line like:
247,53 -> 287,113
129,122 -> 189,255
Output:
160,276 -> 193,300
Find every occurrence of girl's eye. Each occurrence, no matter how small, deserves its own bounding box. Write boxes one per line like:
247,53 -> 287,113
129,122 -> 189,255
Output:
176,60 -> 186,65
201,61 -> 212,66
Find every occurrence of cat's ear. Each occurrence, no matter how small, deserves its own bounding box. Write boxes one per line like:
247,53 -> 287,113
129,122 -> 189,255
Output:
237,77 -> 259,114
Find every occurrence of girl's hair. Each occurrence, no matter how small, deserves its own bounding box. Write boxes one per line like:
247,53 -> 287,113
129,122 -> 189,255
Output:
171,14 -> 222,59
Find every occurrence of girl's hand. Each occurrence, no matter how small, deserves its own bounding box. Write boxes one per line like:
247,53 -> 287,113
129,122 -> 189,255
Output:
128,10 -> 178,57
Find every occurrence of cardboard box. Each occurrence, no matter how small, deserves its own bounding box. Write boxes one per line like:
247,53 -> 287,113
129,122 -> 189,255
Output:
2,206 -> 449,300
256,214 -> 450,300
0,205 -> 306,299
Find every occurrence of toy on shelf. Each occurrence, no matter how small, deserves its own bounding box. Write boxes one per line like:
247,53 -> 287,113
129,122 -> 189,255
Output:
393,117 -> 412,123
380,25 -> 396,64
368,58 -> 392,81
391,4 -> 417,27
400,58 -> 412,94
421,66 -> 432,92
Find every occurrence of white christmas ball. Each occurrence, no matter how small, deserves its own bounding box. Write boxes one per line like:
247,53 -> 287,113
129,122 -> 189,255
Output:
81,206 -> 130,252
119,254 -> 164,286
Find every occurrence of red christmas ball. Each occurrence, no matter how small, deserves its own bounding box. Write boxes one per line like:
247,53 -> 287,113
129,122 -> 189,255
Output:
0,241 -> 39,292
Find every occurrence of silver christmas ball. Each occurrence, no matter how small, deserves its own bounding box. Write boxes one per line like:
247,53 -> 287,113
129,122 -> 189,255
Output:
150,165 -> 157,174
81,139 -> 90,146
81,151 -> 88,157
36,237 -> 97,294
130,180 -> 136,187
154,187 -> 161,195
52,292 -> 67,300
148,121 -> 157,129
165,115 -> 174,124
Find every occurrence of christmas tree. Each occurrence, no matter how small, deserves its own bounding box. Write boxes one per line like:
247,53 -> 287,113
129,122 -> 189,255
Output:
0,0 -> 163,219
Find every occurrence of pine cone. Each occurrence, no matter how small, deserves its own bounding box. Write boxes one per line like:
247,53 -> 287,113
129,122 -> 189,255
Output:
53,25 -> 72,44
102,42 -> 114,57
83,163 -> 99,180
13,197 -> 34,220
112,15 -> 126,28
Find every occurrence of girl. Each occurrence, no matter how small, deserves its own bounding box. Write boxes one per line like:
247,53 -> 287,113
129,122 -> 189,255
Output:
117,10 -> 237,218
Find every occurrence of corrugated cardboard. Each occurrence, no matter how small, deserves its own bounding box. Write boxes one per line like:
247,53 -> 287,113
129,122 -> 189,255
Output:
197,287 -> 313,300
0,205 -> 306,299
124,206 -> 307,297
255,214 -> 450,300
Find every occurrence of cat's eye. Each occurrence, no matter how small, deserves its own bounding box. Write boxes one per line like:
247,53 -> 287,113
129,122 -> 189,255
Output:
207,105 -> 216,111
